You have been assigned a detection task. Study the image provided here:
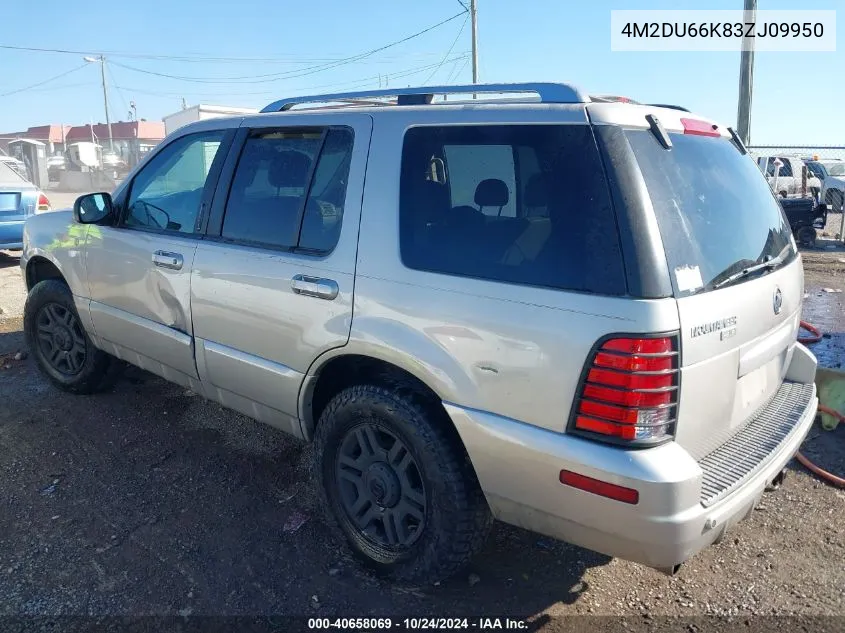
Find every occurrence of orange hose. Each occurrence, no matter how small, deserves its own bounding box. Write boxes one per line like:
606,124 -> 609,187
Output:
795,452 -> 845,488
798,320 -> 823,344
819,403 -> 845,423
794,322 -> 844,486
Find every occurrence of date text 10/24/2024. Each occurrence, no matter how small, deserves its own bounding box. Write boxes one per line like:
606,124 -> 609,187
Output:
308,618 -> 528,630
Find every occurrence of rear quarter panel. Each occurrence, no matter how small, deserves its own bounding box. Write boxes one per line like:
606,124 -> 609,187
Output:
345,107 -> 681,433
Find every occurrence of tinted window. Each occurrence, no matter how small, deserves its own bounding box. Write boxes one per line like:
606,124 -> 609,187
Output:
125,131 -> 225,234
299,128 -> 354,252
626,130 -> 795,297
0,160 -> 27,186
222,131 -> 322,248
400,125 -> 626,295
806,161 -> 826,179
444,145 -> 517,217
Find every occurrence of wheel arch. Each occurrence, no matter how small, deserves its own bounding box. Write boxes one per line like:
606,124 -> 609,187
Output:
300,348 -> 480,482
25,255 -> 67,291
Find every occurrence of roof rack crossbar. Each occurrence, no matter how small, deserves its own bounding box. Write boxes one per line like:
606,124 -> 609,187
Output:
260,82 -> 587,113
646,103 -> 691,112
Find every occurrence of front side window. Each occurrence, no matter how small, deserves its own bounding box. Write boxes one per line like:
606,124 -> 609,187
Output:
125,131 -> 226,234
399,125 -> 626,295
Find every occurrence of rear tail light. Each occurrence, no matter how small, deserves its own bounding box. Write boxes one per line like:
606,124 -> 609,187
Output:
571,335 -> 679,444
36,193 -> 51,213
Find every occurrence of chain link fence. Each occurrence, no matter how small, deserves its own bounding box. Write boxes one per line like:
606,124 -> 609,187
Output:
748,145 -> 845,212
747,145 -> 845,245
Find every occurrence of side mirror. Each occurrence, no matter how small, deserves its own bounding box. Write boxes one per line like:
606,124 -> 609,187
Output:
73,192 -> 113,224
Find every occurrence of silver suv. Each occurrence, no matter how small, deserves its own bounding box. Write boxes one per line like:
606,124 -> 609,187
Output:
20,83 -> 818,583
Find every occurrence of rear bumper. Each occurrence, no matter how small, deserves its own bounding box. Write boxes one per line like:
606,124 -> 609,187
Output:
0,220 -> 24,250
447,380 -> 817,571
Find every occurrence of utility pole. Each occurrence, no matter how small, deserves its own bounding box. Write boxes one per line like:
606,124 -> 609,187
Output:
84,55 -> 114,152
736,0 -> 756,145
470,0 -> 479,85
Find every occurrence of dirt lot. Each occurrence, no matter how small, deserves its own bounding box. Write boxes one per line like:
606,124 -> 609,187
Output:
0,221 -> 844,629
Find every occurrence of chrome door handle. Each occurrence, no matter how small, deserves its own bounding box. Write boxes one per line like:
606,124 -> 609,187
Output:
152,250 -> 184,270
291,274 -> 339,300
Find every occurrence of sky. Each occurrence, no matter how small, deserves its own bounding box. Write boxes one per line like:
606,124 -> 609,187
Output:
0,0 -> 841,145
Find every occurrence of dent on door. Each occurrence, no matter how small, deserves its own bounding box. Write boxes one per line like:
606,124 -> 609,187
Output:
86,229 -> 199,379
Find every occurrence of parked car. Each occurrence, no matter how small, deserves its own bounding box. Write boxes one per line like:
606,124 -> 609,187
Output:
101,150 -> 129,178
20,83 -> 818,583
756,155 -> 821,200
0,154 -> 29,181
0,161 -> 50,251
805,159 -> 845,212
47,154 -> 67,182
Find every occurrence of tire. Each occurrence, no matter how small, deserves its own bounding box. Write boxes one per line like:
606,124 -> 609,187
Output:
796,226 -> 817,248
314,385 -> 492,584
24,279 -> 113,394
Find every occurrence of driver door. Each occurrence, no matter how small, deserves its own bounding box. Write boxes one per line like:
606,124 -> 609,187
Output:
85,128 -> 234,384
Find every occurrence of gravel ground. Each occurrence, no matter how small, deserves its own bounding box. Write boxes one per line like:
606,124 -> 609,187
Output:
0,219 -> 843,629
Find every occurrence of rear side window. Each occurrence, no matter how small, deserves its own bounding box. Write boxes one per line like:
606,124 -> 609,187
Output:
222,127 -> 353,252
399,125 -> 626,295
627,130 -> 795,296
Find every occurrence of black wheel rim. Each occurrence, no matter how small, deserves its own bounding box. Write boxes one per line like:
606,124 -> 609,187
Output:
335,423 -> 426,549
34,302 -> 87,375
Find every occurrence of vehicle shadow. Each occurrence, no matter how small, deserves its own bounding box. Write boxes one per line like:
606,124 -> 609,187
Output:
0,251 -> 21,269
0,329 -> 609,620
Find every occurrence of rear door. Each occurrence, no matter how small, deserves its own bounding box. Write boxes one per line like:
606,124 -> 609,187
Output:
626,128 -> 802,460
190,114 -> 371,435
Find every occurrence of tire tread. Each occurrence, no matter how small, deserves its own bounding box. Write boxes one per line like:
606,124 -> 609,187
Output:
314,384 -> 491,584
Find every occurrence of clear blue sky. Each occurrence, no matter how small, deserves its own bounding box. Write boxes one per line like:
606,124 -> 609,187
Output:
0,0 -> 841,145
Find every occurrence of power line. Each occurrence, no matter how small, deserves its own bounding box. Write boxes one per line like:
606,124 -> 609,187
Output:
113,54 -> 469,100
105,62 -> 129,118
424,13 -> 469,84
0,63 -> 88,97
0,43 -> 451,65
11,82 -> 96,93
109,11 -> 467,84
446,57 -> 470,83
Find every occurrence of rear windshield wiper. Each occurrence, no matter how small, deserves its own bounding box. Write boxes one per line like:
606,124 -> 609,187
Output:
712,253 -> 787,290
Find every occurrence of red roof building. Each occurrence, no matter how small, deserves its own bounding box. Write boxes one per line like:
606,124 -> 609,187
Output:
2,120 -> 165,168
64,120 -> 165,143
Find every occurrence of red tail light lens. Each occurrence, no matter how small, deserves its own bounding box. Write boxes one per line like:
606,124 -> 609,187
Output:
37,193 -> 51,212
573,335 -> 679,444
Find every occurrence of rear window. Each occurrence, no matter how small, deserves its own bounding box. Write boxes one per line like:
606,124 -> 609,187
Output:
0,160 -> 27,186
626,130 -> 795,297
399,125 -> 626,295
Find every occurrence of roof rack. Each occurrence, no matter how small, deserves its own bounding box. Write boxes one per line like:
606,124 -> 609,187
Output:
647,103 -> 691,112
260,82 -> 587,113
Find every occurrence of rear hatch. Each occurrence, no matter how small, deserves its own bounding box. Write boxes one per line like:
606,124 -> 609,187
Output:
623,118 -> 802,459
0,160 -> 36,243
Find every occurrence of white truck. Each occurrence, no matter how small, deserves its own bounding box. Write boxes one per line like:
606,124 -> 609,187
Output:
162,104 -> 259,135
755,155 -> 821,200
